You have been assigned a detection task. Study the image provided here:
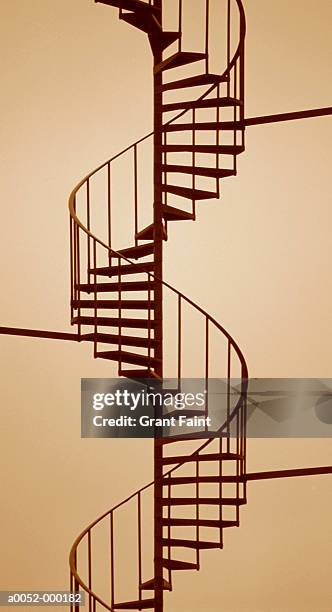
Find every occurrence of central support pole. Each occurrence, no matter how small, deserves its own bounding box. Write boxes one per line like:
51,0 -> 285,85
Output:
153,1 -> 164,611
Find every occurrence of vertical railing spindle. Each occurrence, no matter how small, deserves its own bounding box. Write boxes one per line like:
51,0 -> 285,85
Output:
205,0 -> 210,73
227,0 -> 231,97
107,162 -> 112,260
87,178 -> 91,284
177,295 -> 182,381
93,240 -> 98,358
88,530 -> 92,612
118,258 -> 122,373
137,492 -> 142,602
178,0 -> 182,51
134,145 -> 138,247
110,511 -> 115,610
227,339 -> 231,453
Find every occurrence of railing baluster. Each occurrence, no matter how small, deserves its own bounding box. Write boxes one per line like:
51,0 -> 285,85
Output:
192,109 -> 196,219
93,240 -> 97,358
134,145 -> 138,247
118,258 -> 122,372
219,434 -> 223,545
148,273 -> 152,367
87,178 -> 91,284
178,0 -> 182,51
227,0 -> 231,97
70,217 -> 74,322
137,492 -> 142,602
233,62 -> 238,176
205,318 -> 209,425
107,162 -> 112,257
216,83 -> 220,197
110,511 -> 115,610
195,458 -> 200,568
227,339 -> 231,452
74,549 -> 80,612
88,530 -> 92,612
177,295 -> 182,381
205,0 -> 210,73
76,224 -> 81,339
70,570 -> 74,612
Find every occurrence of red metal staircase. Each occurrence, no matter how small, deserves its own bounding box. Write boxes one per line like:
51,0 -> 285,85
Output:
69,1 -> 248,610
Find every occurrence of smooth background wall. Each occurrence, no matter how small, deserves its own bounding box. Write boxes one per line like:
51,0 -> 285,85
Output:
0,1 -> 331,610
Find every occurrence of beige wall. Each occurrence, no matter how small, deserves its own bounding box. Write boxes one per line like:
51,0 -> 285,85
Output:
0,0 -> 331,610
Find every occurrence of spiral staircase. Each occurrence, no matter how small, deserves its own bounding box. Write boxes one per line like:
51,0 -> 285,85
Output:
69,1 -> 248,610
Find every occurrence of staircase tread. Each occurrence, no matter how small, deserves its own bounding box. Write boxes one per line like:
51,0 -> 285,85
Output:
141,578 -> 171,591
162,120 -> 245,132
162,497 -> 246,506
163,475 -> 244,485
119,242 -> 154,258
162,409 -> 206,419
162,452 -> 243,464
73,316 -> 156,329
162,96 -> 242,112
162,184 -> 217,200
161,144 -> 244,154
159,73 -> 228,92
162,204 -> 194,221
162,518 -> 238,528
154,51 -> 207,74
113,598 -> 155,610
136,222 -> 168,241
162,558 -> 198,571
97,350 -> 159,367
89,262 -> 155,276
162,164 -> 236,179
82,332 -> 158,348
96,0 -> 159,14
72,299 -> 155,309
162,537 -> 220,549
120,368 -> 161,380
77,281 -> 155,293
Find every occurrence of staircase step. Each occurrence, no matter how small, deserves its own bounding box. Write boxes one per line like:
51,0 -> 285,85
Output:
77,281 -> 155,293
154,52 -> 206,74
141,578 -> 171,592
73,316 -> 155,329
162,184 -> 217,200
161,144 -> 244,155
162,538 -> 219,550
162,120 -> 244,133
162,96 -> 242,113
162,204 -> 194,222
159,73 -> 228,92
120,368 -> 161,380
162,475 -> 243,485
162,164 -> 235,179
162,518 -> 238,528
119,242 -> 154,259
89,262 -> 155,277
162,409 -> 206,420
72,299 -> 155,310
162,559 -> 198,571
82,332 -> 157,349
121,13 -> 179,51
161,452 -> 242,465
97,350 -> 159,367
96,0 -> 159,15
161,497 -> 246,506
136,223 -> 168,241
113,599 -> 155,610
